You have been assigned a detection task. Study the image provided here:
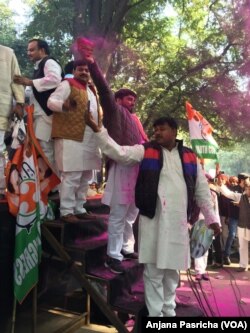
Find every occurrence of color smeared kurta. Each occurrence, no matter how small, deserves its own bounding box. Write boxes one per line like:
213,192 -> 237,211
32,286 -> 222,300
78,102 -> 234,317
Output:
95,128 -> 219,270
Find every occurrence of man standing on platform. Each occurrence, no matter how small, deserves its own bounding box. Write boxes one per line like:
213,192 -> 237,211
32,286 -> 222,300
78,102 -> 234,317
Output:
0,44 -> 25,198
47,60 -> 102,223
74,38 -> 148,274
14,39 -> 62,169
85,111 -> 221,317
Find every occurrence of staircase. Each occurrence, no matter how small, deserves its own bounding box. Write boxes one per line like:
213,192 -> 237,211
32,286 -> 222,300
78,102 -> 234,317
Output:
40,196 -> 146,333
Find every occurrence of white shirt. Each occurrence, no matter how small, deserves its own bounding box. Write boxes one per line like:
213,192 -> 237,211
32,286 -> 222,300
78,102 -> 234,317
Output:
96,128 -> 219,269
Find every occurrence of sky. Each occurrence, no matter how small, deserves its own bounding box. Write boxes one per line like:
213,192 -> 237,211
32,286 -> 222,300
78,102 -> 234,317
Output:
8,0 -> 31,30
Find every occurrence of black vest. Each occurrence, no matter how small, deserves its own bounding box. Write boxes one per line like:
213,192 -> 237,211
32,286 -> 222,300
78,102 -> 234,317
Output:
135,140 -> 198,220
32,56 -> 62,116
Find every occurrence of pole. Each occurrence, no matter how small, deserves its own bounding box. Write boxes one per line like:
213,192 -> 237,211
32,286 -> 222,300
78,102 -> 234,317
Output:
10,298 -> 17,333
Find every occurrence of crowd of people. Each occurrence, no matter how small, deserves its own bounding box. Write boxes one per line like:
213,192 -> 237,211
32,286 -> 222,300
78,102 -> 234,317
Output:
193,171 -> 250,280
0,38 -> 249,317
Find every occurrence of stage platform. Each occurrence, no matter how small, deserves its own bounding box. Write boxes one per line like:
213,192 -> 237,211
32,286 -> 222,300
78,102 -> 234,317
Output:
1,196 -> 250,333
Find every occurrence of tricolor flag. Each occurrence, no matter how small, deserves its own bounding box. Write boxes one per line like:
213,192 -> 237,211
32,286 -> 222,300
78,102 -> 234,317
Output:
186,102 -> 219,161
6,105 -> 60,303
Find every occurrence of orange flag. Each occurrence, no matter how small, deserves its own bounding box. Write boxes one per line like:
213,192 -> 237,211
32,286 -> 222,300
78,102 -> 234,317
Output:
6,105 -> 60,303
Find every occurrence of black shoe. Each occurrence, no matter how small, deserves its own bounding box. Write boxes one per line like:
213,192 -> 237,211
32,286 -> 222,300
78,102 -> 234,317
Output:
202,273 -> 210,281
0,193 -> 6,200
210,263 -> 223,269
121,250 -> 138,260
104,257 -> 125,274
236,267 -> 248,272
195,273 -> 202,281
48,190 -> 59,199
223,256 -> 231,265
75,212 -> 98,220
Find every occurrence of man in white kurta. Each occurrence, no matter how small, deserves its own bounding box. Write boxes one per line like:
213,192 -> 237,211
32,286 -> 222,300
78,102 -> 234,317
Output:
0,45 -> 25,197
86,114 -> 220,316
47,60 -> 101,222
14,39 -> 62,168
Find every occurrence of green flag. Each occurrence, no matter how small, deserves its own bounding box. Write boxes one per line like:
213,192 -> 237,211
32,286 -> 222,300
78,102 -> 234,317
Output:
186,101 -> 219,161
6,106 -> 60,303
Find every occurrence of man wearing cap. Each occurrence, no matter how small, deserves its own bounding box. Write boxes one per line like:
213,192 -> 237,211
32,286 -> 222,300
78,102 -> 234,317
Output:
218,173 -> 250,272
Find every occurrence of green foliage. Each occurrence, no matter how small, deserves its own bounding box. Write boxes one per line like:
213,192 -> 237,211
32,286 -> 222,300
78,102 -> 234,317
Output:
0,1 -> 16,45
2,0 -> 250,149
205,142 -> 250,175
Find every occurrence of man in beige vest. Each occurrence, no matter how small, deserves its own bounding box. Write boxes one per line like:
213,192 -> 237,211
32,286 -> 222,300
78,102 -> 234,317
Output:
48,60 -> 102,222
0,45 -> 25,197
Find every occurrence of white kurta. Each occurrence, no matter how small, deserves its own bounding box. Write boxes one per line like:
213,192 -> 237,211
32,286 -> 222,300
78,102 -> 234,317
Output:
102,163 -> 139,205
48,80 -> 101,172
95,128 -> 219,270
31,58 -> 62,141
0,45 -> 25,131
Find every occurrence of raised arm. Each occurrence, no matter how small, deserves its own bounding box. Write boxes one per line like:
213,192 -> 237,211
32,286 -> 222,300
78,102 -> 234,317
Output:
87,59 -> 121,127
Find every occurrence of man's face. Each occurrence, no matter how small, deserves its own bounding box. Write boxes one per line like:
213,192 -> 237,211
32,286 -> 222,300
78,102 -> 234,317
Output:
73,65 -> 90,84
153,123 -> 177,149
239,179 -> 245,188
27,41 -> 44,62
116,95 -> 136,113
245,186 -> 250,198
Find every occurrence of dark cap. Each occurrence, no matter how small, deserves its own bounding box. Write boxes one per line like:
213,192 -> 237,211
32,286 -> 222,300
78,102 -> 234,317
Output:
238,173 -> 249,180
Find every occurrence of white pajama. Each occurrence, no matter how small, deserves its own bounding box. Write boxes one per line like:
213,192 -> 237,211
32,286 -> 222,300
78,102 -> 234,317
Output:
195,251 -> 208,274
60,170 -> 92,216
238,227 -> 250,269
107,202 -> 138,261
102,159 -> 140,260
143,264 -> 179,317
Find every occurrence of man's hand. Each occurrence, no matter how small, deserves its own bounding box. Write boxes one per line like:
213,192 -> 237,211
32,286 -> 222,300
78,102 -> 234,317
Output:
62,98 -> 77,112
85,108 -> 101,133
209,223 -> 221,237
11,103 -> 24,120
75,38 -> 95,63
13,75 -> 33,86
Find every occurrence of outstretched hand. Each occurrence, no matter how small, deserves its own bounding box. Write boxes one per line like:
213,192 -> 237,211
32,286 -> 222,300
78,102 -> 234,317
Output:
209,223 -> 221,237
85,108 -> 101,133
13,75 -> 33,86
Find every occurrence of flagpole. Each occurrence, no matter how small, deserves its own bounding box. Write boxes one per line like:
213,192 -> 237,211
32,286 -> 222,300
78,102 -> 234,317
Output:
10,297 -> 17,333
32,286 -> 37,333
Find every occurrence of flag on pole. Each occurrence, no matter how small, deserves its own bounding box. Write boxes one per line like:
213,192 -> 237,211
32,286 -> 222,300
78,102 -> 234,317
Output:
6,105 -> 60,303
186,101 -> 219,161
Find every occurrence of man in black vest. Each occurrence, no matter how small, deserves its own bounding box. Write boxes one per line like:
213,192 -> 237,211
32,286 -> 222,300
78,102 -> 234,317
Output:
14,39 -> 62,169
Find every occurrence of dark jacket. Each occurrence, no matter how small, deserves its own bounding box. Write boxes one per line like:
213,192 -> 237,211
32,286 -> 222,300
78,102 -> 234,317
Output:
88,61 -> 143,146
32,56 -> 62,116
238,194 -> 250,229
135,140 -> 198,220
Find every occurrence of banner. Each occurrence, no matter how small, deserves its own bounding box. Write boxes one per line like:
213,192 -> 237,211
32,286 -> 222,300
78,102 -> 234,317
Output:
6,105 -> 60,303
186,102 -> 219,161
